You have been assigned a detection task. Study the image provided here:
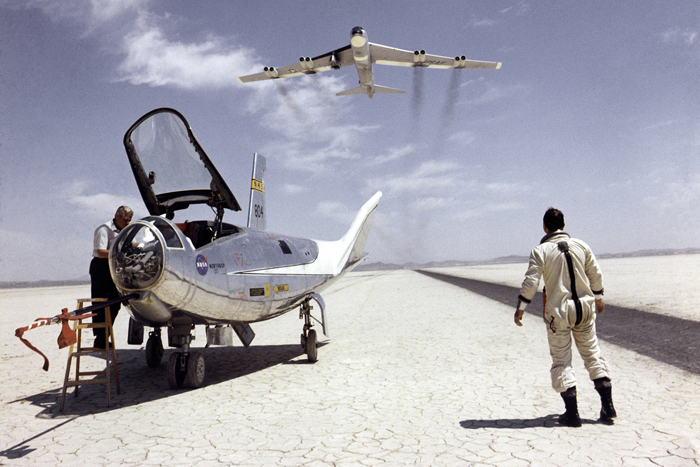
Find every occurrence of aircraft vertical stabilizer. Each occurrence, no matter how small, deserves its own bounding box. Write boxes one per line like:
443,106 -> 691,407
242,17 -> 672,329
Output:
247,153 -> 266,230
315,191 -> 382,275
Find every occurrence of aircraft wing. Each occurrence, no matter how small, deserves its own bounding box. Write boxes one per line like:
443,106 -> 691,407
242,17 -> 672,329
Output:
237,45 -> 354,83
369,43 -> 502,70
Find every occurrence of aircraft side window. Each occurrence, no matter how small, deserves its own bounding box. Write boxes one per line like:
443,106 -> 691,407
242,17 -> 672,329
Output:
278,240 -> 292,254
152,218 -> 184,249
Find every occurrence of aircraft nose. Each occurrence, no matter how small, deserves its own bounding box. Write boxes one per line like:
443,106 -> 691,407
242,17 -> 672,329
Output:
110,223 -> 164,291
351,26 -> 365,36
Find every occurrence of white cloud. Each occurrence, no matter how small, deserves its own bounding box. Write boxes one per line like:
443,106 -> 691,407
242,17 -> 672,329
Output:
448,131 -> 476,146
9,0 -> 145,24
245,76 -> 391,173
10,0 -> 378,176
660,28 -> 698,46
63,181 -> 142,219
282,184 -> 305,195
117,17 -> 258,89
315,200 -> 353,224
11,0 -> 260,89
469,16 -> 497,28
412,196 -> 454,211
485,182 -> 529,194
644,172 -> 700,210
369,144 -> 416,165
454,201 -> 523,221
369,160 -> 462,195
249,76 -> 355,137
642,120 -> 679,132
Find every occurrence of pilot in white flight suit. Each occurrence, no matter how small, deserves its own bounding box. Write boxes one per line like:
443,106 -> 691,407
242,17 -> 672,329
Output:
514,207 -> 616,427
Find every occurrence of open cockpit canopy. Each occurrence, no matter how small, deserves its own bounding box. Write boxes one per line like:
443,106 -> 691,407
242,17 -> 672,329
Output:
123,108 -> 240,217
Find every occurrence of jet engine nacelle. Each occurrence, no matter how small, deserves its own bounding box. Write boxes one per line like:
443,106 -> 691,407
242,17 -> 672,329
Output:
299,57 -> 314,69
413,50 -> 427,63
264,66 -> 279,78
454,56 -> 468,67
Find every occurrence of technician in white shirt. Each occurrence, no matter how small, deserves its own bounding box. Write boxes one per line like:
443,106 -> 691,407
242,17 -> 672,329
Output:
90,206 -> 133,349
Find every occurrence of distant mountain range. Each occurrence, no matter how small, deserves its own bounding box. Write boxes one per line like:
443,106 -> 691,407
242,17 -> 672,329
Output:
2,248 -> 698,289
354,248 -> 700,272
0,278 -> 91,289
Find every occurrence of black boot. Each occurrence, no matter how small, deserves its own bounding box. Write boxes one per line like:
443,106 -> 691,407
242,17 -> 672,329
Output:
558,386 -> 581,427
594,377 -> 617,421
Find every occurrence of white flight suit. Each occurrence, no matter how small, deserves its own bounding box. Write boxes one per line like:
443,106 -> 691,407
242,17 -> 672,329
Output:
518,231 -> 611,393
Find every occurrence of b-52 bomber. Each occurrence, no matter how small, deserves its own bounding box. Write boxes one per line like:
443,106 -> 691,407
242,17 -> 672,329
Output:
113,108 -> 381,388
237,26 -> 501,98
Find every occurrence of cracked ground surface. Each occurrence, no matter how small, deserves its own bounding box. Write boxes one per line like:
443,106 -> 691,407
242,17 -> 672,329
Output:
2,256 -> 699,466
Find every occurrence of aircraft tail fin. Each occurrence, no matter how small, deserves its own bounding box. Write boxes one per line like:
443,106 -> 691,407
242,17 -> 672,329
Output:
247,153 -> 266,230
316,192 -> 382,276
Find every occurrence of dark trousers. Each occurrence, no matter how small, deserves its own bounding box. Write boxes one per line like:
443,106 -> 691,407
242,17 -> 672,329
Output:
89,257 -> 121,346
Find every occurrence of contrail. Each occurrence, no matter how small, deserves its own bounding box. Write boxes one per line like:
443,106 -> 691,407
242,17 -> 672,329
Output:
428,69 -> 462,157
440,69 -> 461,132
275,81 -> 308,127
411,67 -> 425,124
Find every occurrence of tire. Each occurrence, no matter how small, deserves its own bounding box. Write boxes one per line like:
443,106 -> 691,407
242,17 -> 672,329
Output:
146,334 -> 164,368
185,351 -> 206,388
167,353 -> 186,389
306,329 -> 317,363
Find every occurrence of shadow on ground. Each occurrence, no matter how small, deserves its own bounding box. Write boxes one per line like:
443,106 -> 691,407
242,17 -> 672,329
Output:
9,342 -> 309,419
459,414 -> 612,429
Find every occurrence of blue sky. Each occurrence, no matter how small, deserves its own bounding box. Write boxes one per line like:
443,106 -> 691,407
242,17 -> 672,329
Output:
1,0 -> 699,282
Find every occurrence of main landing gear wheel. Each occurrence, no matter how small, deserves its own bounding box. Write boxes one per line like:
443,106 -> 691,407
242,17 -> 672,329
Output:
166,351 -> 206,389
185,351 -> 205,388
300,296 -> 322,363
145,330 -> 164,368
306,329 -> 317,363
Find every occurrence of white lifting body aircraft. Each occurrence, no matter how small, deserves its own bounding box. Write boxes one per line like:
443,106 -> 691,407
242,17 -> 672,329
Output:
237,26 -> 502,98
113,108 -> 382,388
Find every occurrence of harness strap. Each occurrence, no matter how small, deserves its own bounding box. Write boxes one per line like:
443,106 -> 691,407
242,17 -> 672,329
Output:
14,293 -> 138,371
15,324 -> 51,371
558,242 -> 583,325
14,309 -> 96,371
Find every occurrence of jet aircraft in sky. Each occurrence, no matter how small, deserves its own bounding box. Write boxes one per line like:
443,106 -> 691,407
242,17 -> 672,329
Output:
112,108 -> 381,388
237,26 -> 502,98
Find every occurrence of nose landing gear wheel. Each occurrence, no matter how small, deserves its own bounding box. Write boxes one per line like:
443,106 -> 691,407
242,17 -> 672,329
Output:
146,331 -> 164,368
300,296 -> 321,363
167,353 -> 187,389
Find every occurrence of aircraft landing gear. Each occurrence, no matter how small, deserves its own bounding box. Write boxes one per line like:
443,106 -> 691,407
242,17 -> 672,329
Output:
167,352 -> 187,388
166,323 -> 205,389
299,298 -> 318,363
166,344 -> 206,389
145,328 -> 164,368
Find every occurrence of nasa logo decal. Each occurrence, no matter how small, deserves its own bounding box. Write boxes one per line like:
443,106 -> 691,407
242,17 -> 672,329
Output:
196,255 -> 208,275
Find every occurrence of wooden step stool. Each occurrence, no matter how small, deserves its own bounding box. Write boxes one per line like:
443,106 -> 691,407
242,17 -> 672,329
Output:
60,298 -> 120,411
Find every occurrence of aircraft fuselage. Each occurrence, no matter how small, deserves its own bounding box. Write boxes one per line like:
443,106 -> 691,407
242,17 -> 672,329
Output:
111,217 -> 331,328
350,26 -> 374,96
